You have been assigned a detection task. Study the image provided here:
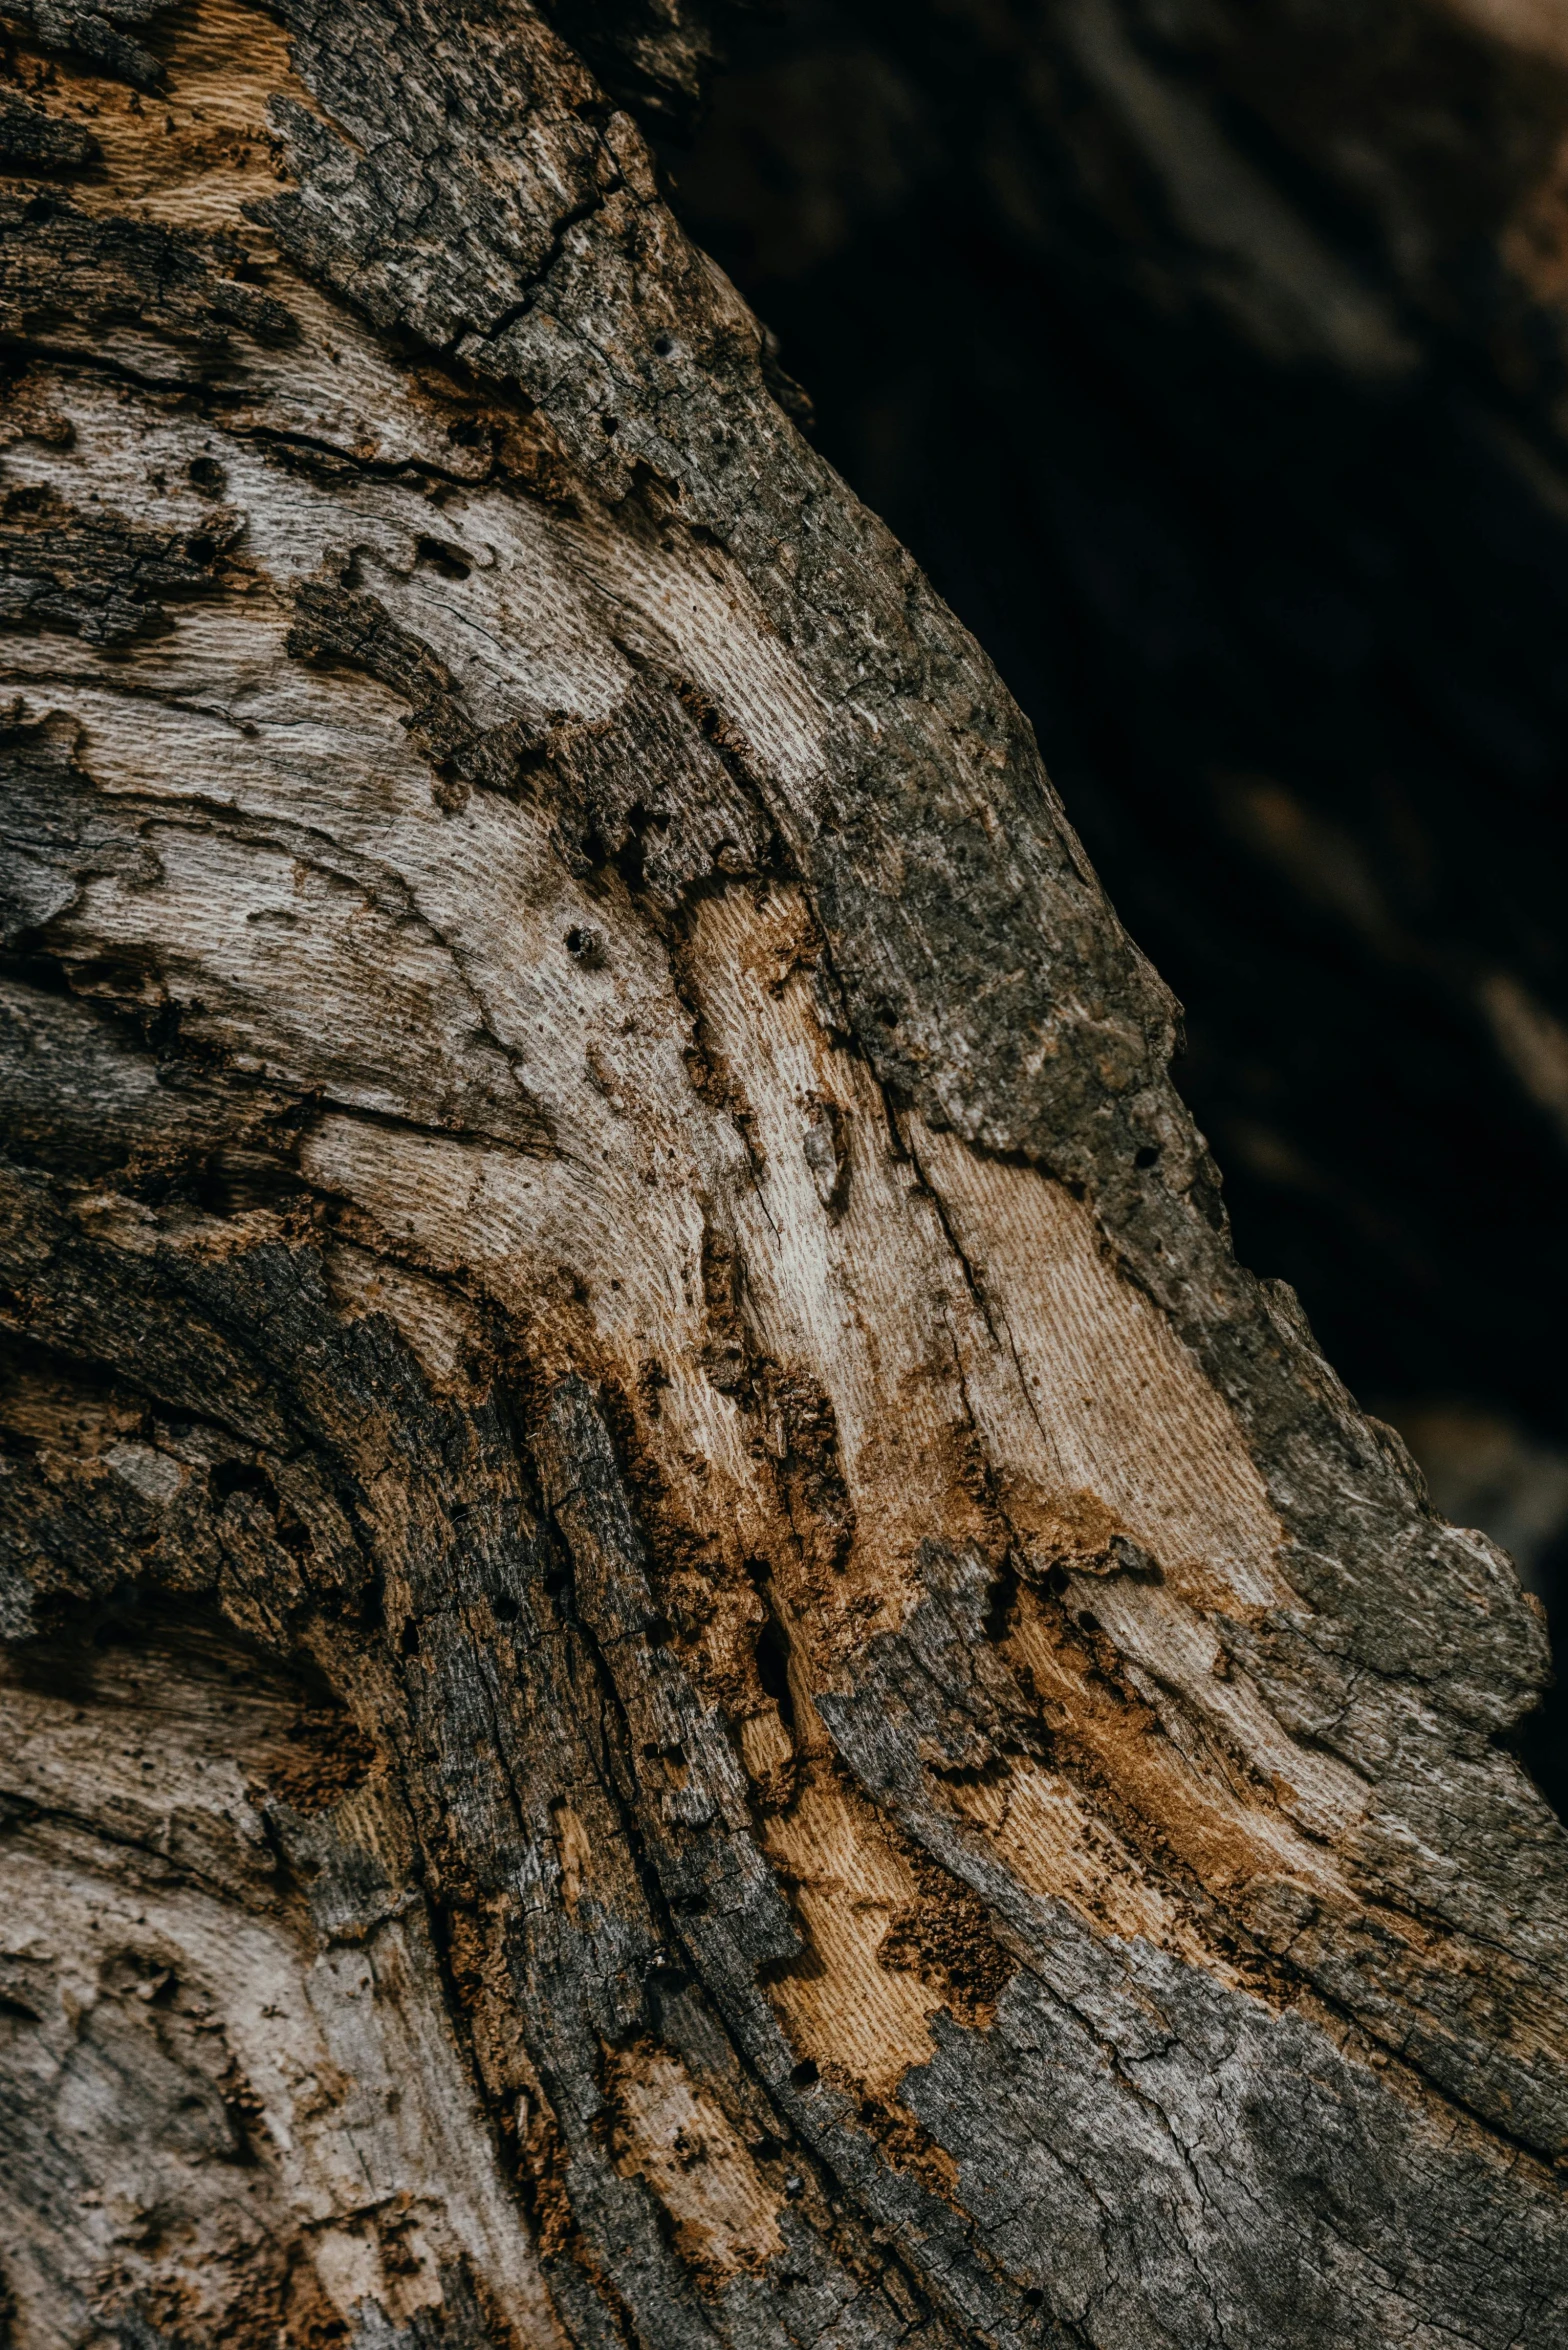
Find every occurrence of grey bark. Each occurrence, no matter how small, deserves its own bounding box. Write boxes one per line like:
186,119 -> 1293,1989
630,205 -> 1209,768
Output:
0,3 -> 1563,2346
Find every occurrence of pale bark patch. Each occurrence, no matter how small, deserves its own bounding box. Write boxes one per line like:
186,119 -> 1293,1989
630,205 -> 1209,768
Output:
606,2046 -> 786,2283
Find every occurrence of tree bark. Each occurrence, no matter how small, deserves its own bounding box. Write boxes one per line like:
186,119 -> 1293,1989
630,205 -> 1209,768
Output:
667,0 -> 1568,1806
0,4 -> 1563,2346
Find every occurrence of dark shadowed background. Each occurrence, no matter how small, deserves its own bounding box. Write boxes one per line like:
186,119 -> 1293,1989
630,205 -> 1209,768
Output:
580,0 -> 1568,1808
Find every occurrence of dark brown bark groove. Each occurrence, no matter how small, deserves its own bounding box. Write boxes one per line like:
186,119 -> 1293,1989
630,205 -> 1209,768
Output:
0,3 -> 1563,2345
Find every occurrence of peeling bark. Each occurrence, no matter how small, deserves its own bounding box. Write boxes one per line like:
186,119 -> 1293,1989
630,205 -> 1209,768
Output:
0,4 -> 1564,2345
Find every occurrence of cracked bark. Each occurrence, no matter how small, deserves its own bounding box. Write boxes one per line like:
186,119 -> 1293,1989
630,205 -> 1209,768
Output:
0,3 -> 1563,2346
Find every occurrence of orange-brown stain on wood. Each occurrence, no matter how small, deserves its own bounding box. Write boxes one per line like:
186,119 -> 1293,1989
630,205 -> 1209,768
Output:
549,1798 -> 593,1923
761,1748 -> 948,2101
2,0 -> 305,230
1000,1577 -> 1339,1920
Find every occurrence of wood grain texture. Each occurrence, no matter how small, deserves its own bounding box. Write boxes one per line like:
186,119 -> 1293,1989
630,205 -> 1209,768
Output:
0,3 -> 1563,2344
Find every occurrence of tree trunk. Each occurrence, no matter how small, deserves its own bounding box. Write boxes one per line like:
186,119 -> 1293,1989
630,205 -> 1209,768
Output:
0,4 -> 1563,2345
667,0 -> 1568,1816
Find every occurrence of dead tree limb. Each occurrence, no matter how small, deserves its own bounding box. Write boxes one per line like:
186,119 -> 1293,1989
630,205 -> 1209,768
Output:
0,4 -> 1563,2344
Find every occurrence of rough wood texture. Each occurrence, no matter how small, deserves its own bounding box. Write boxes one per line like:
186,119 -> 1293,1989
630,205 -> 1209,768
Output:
664,0 -> 1568,1790
0,3 -> 1563,2344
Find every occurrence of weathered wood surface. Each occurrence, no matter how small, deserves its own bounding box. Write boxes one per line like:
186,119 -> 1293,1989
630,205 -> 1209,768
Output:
670,0 -> 1568,1755
0,4 -> 1563,2344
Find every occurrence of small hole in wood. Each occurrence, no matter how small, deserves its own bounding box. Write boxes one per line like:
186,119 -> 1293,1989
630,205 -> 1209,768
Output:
565,926 -> 605,967
415,533 -> 471,580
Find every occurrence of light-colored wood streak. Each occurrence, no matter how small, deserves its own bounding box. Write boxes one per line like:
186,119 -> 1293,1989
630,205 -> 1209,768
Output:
554,509 -> 832,799
607,2048 -> 785,2280
937,1748 -> 1231,1966
0,1642 -> 564,2347
908,1123 -> 1288,1606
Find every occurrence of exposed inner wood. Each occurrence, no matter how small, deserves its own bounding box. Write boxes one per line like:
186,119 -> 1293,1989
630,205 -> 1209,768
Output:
0,2 -> 1564,2345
